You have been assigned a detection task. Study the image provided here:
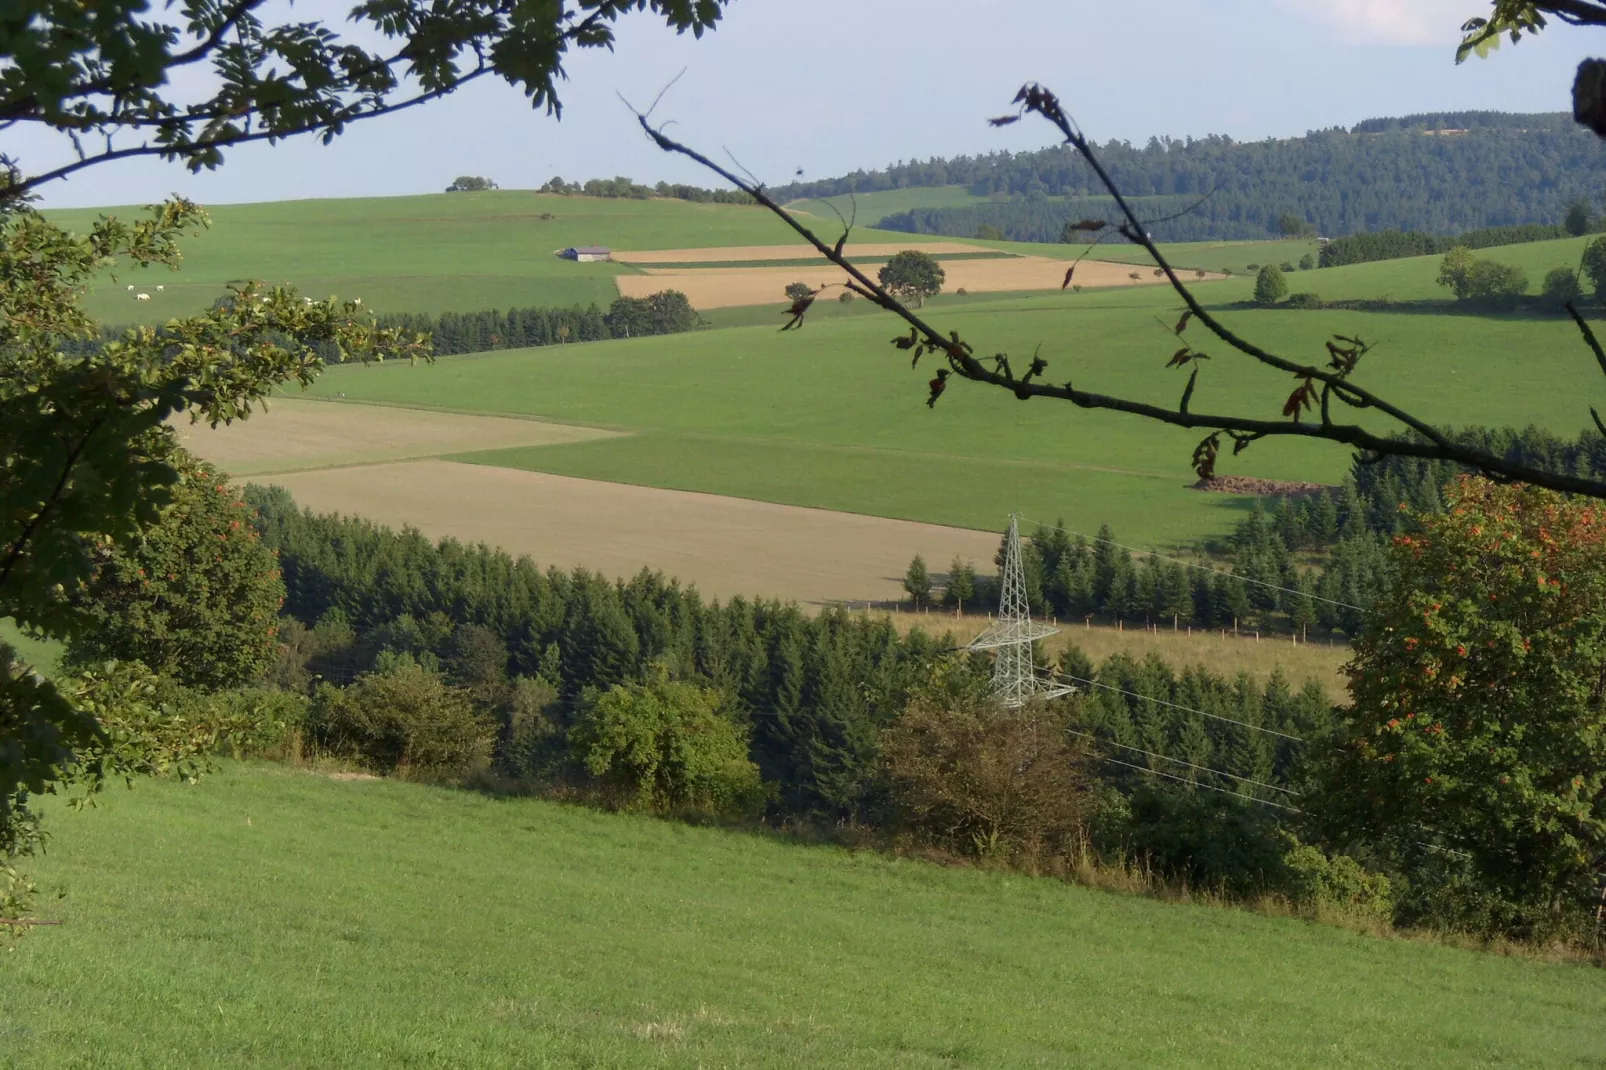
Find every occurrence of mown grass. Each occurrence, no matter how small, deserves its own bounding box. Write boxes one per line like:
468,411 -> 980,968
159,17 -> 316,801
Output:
5,762 -> 1603,1068
307,270 -> 1606,546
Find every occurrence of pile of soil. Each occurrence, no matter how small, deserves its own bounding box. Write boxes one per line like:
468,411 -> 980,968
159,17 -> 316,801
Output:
1191,475 -> 1334,498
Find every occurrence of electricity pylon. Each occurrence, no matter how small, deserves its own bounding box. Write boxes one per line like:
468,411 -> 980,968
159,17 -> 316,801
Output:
966,515 -> 1074,708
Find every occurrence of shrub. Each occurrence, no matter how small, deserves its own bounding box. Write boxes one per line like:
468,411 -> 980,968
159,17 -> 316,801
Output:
311,661 -> 493,776
1282,841 -> 1393,922
1438,247 -> 1527,302
837,290 -> 854,303
784,281 -> 813,303
1114,787 -> 1288,895
496,675 -> 570,781
1542,267 -> 1582,307
955,287 -> 967,296
1285,292 -> 1325,309
568,670 -> 765,817
882,696 -> 1088,861
1278,261 -> 1295,272
66,459 -> 284,690
1298,254 -> 1315,271
1584,236 -> 1606,298
1253,264 -> 1287,306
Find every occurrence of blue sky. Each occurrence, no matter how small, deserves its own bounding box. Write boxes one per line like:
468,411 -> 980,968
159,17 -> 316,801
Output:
18,0 -> 1600,208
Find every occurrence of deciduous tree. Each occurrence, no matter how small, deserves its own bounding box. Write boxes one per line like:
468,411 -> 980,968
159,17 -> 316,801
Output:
1308,478 -> 1606,939
878,251 -> 945,307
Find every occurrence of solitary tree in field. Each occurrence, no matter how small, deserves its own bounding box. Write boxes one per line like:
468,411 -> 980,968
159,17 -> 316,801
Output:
904,554 -> 933,608
1566,197 -> 1596,237
1543,266 -> 1583,307
785,282 -> 815,303
1253,264 -> 1287,306
1584,236 -> 1606,299
879,252 -> 945,307
446,176 -> 499,193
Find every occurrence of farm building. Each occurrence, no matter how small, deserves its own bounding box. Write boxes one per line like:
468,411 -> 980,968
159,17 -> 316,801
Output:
558,245 -> 612,262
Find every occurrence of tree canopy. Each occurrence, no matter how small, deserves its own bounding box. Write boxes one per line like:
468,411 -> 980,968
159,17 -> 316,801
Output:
0,1 -> 732,203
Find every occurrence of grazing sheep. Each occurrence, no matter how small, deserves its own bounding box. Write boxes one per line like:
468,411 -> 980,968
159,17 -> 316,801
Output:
126,285 -> 134,291
155,285 -> 164,291
135,293 -> 150,301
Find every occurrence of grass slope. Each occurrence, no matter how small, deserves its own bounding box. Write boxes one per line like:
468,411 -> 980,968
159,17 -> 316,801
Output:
306,271 -> 1606,545
6,763 -> 1603,1068
45,192 -> 936,322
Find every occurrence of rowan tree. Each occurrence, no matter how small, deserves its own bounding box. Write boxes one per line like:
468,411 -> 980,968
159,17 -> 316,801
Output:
1307,478 -> 1606,939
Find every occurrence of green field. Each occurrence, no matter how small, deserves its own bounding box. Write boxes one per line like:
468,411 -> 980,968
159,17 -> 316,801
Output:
44,192 -> 938,322
0,619 -> 61,675
304,273 -> 1606,544
5,762 -> 1602,1068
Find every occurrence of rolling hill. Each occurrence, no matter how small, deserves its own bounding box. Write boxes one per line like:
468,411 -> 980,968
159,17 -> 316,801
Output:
5,762 -> 1601,1068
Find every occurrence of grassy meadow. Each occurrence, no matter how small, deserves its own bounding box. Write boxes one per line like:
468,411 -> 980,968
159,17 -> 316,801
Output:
45,191 -> 927,322
5,761 -> 1603,1069
299,267 -> 1606,545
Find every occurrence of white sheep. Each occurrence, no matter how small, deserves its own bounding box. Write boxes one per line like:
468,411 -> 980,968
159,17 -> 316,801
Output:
135,293 -> 150,301
155,285 -> 164,292
353,298 -> 362,306
126,285 -> 134,291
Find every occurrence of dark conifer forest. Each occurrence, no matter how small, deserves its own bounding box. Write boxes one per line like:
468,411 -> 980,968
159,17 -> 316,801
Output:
774,112 -> 1606,242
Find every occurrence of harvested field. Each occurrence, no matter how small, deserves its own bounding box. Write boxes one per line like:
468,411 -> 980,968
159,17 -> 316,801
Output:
870,609 -> 1350,699
617,256 -> 1212,309
174,397 -> 619,476
265,459 -> 1001,605
611,241 -> 981,264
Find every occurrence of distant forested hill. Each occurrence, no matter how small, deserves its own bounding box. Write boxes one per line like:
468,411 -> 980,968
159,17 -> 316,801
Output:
776,112 -> 1606,243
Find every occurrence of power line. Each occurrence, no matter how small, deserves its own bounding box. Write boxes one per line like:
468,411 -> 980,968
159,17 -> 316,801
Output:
1095,754 -> 1303,812
1056,672 -> 1307,743
1013,513 -> 1363,612
1066,728 -> 1300,797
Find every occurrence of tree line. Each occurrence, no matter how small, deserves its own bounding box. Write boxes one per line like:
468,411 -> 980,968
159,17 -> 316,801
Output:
538,174 -> 754,204
1318,223 -> 1576,268
778,111 -> 1606,242
911,507 -> 1389,642
368,291 -> 700,355
243,485 -> 1345,826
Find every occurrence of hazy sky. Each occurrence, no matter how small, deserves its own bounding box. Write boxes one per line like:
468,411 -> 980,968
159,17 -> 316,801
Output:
17,0 -> 1600,208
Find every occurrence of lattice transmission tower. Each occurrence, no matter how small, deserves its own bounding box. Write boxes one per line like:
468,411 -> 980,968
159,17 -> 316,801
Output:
966,515 -> 1074,708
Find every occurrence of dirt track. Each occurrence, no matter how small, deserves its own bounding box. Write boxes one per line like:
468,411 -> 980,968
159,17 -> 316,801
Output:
173,398 -> 618,476
617,256 -> 1207,309
266,459 -> 1001,606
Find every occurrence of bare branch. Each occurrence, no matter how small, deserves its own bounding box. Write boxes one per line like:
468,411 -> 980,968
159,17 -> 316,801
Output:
634,87 -> 1606,501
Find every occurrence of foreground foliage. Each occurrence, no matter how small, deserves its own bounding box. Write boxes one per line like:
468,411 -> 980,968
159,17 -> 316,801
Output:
1312,478 -> 1606,939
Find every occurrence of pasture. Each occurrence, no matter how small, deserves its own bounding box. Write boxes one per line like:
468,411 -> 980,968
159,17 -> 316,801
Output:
45,191 -> 932,322
5,762 -> 1603,1068
290,276 -> 1606,545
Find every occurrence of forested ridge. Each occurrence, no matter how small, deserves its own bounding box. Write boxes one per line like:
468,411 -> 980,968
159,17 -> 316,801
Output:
777,112 -> 1606,242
